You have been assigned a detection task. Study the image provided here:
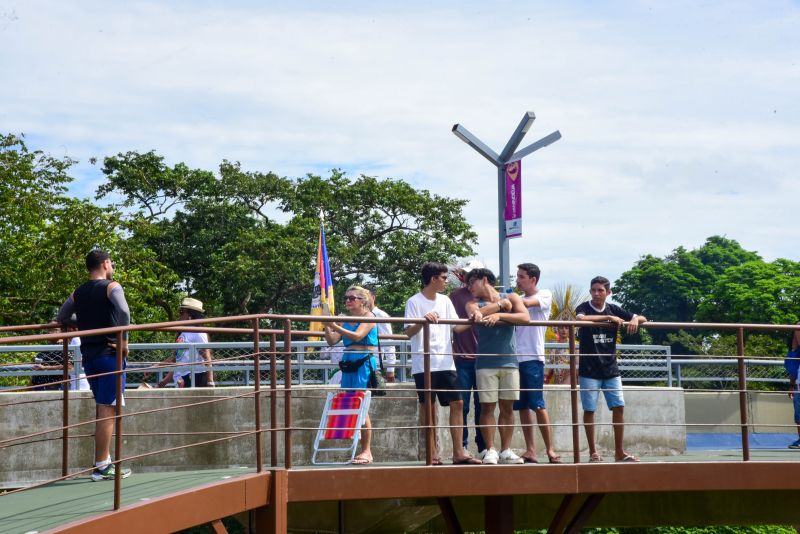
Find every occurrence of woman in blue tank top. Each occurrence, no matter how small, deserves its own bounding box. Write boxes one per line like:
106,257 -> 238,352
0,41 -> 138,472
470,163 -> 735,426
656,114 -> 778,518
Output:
323,285 -> 378,464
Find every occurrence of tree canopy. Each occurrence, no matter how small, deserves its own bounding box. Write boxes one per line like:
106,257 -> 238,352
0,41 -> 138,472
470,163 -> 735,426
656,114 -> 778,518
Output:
0,135 -> 182,328
614,236 -> 798,354
96,151 -> 477,317
0,137 -> 477,329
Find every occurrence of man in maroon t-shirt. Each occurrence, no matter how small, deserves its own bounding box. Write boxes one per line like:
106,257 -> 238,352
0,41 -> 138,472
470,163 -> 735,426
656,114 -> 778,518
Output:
449,260 -> 486,453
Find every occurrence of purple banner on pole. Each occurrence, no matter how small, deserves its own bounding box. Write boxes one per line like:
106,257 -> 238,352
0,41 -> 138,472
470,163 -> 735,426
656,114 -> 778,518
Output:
504,160 -> 522,238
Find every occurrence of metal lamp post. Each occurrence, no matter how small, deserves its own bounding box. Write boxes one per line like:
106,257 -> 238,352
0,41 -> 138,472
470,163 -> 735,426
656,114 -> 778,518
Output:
452,111 -> 561,289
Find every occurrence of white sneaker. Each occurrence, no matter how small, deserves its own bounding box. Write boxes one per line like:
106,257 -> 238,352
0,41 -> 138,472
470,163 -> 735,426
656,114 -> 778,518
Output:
499,449 -> 524,464
482,448 -> 499,465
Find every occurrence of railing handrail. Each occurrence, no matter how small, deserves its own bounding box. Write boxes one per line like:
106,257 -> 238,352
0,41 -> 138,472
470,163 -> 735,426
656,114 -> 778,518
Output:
2,313 -> 799,514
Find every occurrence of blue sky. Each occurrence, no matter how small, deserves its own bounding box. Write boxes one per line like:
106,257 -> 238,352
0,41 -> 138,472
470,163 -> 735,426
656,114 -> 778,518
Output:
2,1 -> 799,290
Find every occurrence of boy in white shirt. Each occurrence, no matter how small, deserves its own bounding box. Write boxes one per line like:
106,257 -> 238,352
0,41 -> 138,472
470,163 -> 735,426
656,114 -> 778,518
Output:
405,262 -> 481,465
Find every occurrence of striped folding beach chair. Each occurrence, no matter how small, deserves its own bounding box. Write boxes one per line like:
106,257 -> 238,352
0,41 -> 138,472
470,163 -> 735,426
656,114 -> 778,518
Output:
312,390 -> 372,465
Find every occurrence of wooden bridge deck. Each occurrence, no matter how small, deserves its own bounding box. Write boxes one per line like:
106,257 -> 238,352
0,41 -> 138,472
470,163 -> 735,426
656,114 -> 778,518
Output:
3,450 -> 800,533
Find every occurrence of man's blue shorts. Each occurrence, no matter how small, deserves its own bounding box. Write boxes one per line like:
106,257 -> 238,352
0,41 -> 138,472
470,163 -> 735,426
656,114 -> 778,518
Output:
83,353 -> 126,406
579,375 -> 624,412
513,360 -> 546,411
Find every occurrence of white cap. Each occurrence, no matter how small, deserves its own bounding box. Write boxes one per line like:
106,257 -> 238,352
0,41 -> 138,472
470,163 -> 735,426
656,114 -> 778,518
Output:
463,260 -> 485,273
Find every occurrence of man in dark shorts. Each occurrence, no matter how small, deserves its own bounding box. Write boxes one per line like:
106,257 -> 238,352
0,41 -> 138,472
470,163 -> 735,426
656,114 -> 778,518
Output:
58,250 -> 132,481
405,262 -> 481,465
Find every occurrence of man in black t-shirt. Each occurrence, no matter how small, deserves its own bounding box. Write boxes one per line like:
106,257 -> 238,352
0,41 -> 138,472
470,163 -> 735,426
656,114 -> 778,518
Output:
576,276 -> 647,463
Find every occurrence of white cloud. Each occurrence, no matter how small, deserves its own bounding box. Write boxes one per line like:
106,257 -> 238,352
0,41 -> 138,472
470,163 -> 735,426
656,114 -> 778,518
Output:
2,0 -> 799,294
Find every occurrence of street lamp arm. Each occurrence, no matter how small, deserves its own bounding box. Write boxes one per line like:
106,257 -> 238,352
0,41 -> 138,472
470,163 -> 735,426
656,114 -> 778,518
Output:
451,124 -> 501,167
508,131 -> 562,162
498,111 -> 536,161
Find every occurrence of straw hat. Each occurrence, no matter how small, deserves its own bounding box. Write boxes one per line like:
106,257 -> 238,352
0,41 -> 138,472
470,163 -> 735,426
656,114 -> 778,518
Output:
180,297 -> 204,313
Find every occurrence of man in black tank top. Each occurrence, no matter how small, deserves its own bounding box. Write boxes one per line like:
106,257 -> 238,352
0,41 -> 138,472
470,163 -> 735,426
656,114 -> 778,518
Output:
58,250 -> 131,481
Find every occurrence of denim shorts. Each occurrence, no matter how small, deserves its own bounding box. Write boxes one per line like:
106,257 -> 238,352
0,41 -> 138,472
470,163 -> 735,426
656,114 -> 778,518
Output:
513,360 -> 545,411
83,354 -> 126,406
579,375 -> 624,412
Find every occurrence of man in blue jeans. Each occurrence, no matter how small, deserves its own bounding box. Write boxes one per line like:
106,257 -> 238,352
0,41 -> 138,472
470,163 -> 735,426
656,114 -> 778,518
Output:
449,260 -> 486,454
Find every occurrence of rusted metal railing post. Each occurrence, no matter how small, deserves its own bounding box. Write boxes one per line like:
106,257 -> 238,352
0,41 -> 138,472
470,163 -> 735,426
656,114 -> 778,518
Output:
569,325 -> 580,464
283,319 -> 293,468
114,331 -> 124,510
270,332 -> 278,467
253,318 -> 263,472
423,322 -> 434,466
737,327 -> 750,461
61,337 -> 70,478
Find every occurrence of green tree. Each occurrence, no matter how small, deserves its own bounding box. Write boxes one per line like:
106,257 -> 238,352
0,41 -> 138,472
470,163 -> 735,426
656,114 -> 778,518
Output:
0,135 -> 181,330
614,237 -> 765,346
97,152 -> 478,318
696,258 -> 800,326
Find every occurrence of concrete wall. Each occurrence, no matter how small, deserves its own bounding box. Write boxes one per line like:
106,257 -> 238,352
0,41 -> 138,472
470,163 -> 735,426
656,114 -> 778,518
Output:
0,384 -> 685,488
684,390 -> 796,434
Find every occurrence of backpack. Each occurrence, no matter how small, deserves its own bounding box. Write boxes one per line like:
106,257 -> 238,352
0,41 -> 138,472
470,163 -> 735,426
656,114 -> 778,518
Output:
784,348 -> 800,378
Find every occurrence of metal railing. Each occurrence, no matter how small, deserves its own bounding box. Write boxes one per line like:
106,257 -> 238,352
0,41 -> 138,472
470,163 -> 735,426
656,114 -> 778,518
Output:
1,315 -> 799,513
2,341 -> 673,388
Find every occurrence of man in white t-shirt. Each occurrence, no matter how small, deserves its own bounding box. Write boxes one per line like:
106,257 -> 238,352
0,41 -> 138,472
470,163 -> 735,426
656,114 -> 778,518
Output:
405,262 -> 481,465
513,264 -> 560,463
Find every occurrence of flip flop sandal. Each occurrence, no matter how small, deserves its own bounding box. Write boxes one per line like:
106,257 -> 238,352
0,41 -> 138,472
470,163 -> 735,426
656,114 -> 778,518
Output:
548,455 -> 563,464
616,454 -> 640,463
589,453 -> 604,463
453,456 -> 482,465
431,457 -> 444,466
522,456 -> 539,464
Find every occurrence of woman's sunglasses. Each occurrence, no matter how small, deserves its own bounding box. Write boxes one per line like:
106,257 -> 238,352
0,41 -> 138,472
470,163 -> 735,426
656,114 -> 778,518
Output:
344,295 -> 362,302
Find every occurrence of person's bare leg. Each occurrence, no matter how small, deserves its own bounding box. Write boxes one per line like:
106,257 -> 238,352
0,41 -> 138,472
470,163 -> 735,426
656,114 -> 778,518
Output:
449,400 -> 474,461
498,400 -> 516,451
612,406 -> 630,460
480,402 -> 497,451
583,410 -> 598,458
535,408 -> 558,460
520,408 -> 536,461
418,402 -> 440,461
95,404 -> 115,463
360,415 -> 373,457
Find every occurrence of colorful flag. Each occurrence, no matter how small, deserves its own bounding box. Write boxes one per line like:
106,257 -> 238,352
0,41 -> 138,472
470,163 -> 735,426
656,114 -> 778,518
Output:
310,218 -> 334,332
504,160 -> 522,238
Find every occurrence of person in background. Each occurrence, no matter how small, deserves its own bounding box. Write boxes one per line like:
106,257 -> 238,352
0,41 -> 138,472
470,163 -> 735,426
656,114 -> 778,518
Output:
156,298 -> 214,388
31,324 -> 69,391
367,287 -> 396,383
546,325 -> 571,386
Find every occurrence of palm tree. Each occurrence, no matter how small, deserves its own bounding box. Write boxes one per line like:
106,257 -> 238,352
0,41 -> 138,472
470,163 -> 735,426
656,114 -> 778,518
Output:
550,283 -> 588,322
